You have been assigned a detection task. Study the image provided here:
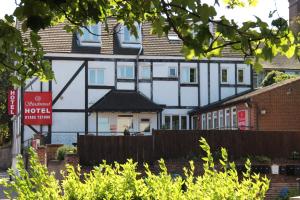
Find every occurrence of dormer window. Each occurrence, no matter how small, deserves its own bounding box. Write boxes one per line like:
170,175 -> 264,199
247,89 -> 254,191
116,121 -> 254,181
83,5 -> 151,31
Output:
77,23 -> 101,47
119,23 -> 142,48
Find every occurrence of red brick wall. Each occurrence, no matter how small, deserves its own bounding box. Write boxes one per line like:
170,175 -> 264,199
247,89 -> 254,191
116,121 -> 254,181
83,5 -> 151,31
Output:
251,81 -> 300,131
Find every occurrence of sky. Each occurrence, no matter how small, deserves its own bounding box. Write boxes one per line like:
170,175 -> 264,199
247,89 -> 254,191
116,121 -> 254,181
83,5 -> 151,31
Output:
0,0 -> 289,24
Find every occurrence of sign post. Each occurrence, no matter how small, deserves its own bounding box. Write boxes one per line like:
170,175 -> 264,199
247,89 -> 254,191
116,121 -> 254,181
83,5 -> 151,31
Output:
8,89 -> 18,116
23,92 -> 52,125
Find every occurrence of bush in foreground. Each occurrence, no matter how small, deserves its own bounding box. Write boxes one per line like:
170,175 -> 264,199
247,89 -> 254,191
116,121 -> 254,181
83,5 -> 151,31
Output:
0,138 -> 270,199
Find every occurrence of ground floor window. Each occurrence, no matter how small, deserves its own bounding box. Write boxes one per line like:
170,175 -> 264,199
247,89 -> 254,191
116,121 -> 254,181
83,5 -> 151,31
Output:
117,115 -> 133,132
207,113 -> 212,130
225,108 -> 230,128
192,116 -> 198,130
163,115 -> 188,130
201,114 -> 207,130
98,117 -> 110,132
219,110 -> 224,129
231,107 -> 237,129
140,119 -> 150,132
212,111 -> 218,129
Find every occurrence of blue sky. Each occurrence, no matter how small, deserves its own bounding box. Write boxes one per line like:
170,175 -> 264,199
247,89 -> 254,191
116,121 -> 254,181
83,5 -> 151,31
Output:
0,0 -> 289,25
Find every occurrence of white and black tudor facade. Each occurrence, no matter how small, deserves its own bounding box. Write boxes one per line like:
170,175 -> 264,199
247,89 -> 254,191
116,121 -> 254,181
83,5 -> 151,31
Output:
17,20 -> 253,145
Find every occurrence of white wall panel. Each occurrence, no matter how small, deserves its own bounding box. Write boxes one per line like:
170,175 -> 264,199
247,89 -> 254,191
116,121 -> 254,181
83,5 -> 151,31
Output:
181,87 -> 198,106
210,63 -> 219,103
221,87 -> 235,99
153,81 -> 178,106
89,61 -> 115,86
200,63 -> 208,106
117,82 -> 135,90
53,70 -> 85,109
237,87 -> 251,93
237,64 -> 251,85
220,63 -> 235,84
88,89 -> 110,106
138,83 -> 151,99
153,62 -> 178,77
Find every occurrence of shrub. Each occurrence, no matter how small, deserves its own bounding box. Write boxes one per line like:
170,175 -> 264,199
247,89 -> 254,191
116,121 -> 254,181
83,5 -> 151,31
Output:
56,145 -> 77,161
253,155 -> 272,164
261,70 -> 297,87
0,138 -> 270,199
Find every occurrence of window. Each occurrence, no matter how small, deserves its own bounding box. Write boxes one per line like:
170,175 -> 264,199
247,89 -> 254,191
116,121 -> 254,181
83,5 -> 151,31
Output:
164,116 -> 171,129
207,113 -> 212,130
168,67 -> 177,77
123,23 -> 141,44
218,110 -> 224,129
221,68 -> 228,83
212,111 -> 218,129
98,117 -> 109,132
141,66 -> 151,79
181,67 -> 197,83
164,115 -> 187,130
225,109 -> 230,129
172,115 -> 180,130
192,116 -> 198,130
167,33 -> 180,41
181,116 -> 187,130
77,24 -> 101,47
117,116 -> 133,132
237,68 -> 245,83
201,114 -> 207,130
231,107 -> 237,129
117,66 -> 134,79
140,119 -> 150,132
88,68 -> 104,85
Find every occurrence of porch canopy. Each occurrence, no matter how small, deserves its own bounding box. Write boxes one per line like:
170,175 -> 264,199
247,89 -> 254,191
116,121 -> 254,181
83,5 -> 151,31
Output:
89,90 -> 164,112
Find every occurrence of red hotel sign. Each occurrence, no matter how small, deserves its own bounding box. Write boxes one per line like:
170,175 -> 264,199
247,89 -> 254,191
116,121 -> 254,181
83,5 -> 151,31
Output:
24,92 -> 52,125
8,90 -> 17,115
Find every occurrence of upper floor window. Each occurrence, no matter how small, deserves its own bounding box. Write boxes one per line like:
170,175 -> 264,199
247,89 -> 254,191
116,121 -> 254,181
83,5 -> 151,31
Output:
117,66 -> 134,79
120,23 -> 142,48
221,68 -> 228,83
181,67 -> 197,83
89,68 -> 104,85
141,66 -> 151,79
237,68 -> 245,84
77,24 -> 101,47
168,67 -> 177,77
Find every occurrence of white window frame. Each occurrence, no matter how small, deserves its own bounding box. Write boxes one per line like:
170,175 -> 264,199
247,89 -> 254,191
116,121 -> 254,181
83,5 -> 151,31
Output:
88,68 -> 105,85
237,67 -> 245,84
98,117 -> 110,132
225,108 -> 230,129
168,67 -> 177,77
207,113 -> 212,130
218,110 -> 224,129
120,23 -> 142,48
231,107 -> 237,129
212,111 -> 218,129
140,66 -> 151,79
221,67 -> 229,84
77,23 -> 101,47
181,67 -> 198,84
117,65 -> 134,79
164,115 -> 188,130
201,114 -> 207,130
140,118 -> 151,133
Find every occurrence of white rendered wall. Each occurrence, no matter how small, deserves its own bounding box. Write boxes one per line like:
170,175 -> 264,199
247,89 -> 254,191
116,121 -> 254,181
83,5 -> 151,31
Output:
117,82 -> 135,90
153,81 -> 178,106
210,63 -> 219,103
88,89 -> 110,106
138,83 -> 151,99
153,62 -> 178,77
200,63 -> 208,106
181,87 -> 198,106
221,87 -> 235,99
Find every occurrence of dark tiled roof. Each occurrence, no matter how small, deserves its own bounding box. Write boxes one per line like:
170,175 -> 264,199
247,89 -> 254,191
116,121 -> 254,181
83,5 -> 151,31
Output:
262,56 -> 300,70
190,76 -> 300,114
21,19 -> 243,57
89,90 -> 164,112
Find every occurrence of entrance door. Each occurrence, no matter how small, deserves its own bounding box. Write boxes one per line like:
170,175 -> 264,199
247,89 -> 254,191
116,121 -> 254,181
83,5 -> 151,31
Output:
117,115 -> 133,132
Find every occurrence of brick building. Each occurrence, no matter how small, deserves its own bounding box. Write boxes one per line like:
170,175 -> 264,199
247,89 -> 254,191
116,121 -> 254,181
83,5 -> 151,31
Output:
190,77 -> 300,131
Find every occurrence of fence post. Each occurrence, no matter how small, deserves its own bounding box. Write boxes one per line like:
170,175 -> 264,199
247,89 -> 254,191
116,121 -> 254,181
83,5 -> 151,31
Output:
152,129 -> 155,162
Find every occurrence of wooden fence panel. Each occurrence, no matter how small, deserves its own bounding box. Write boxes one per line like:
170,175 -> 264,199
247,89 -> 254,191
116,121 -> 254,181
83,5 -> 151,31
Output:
78,131 -> 300,166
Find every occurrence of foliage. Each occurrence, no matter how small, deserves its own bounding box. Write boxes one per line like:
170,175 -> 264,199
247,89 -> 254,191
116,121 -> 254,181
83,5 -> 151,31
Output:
261,70 -> 297,87
0,138 -> 270,199
277,187 -> 300,200
0,0 -> 298,84
56,145 -> 77,161
290,151 -> 300,160
252,155 -> 272,164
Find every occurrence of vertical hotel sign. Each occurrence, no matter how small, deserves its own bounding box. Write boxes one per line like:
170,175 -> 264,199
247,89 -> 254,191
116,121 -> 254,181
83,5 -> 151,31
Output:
8,90 -> 17,115
24,92 -> 52,125
238,110 -> 247,130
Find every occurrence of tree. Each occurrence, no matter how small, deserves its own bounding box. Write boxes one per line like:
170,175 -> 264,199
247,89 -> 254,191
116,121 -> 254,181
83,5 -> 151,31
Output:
0,0 -> 298,85
261,70 -> 297,87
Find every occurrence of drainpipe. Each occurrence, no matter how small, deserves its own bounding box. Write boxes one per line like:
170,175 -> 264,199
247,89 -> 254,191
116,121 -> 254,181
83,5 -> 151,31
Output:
136,24 -> 143,91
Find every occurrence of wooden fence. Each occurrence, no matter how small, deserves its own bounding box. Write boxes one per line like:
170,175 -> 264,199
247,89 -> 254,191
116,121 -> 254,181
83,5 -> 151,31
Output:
78,130 -> 300,166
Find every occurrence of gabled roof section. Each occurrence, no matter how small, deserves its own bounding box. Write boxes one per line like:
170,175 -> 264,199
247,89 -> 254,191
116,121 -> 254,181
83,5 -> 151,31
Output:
262,56 -> 300,70
89,90 -> 164,112
190,76 -> 300,115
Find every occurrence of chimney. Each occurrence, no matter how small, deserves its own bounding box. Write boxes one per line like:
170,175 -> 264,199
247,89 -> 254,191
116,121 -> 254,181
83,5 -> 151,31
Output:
289,0 -> 300,33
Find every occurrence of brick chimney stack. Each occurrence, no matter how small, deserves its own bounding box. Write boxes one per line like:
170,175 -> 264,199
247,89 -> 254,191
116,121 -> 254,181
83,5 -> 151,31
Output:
289,0 -> 300,33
